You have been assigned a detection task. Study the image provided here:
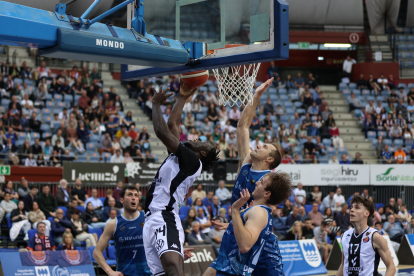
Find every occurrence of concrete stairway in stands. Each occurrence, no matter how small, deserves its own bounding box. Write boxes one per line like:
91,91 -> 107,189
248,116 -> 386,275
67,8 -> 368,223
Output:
320,85 -> 377,164
102,74 -> 169,161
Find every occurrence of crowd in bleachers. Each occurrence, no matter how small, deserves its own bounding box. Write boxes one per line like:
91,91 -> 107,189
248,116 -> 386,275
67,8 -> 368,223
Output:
0,59 -> 158,164
0,178 -> 146,251
341,73 -> 414,163
179,181 -> 414,263
127,65 -> 358,164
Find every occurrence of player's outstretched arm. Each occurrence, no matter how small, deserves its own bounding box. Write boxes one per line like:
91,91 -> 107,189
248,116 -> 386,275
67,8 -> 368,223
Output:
373,233 -> 396,276
231,189 -> 268,253
167,79 -> 198,139
93,220 -> 122,276
152,87 -> 180,154
236,78 -> 273,170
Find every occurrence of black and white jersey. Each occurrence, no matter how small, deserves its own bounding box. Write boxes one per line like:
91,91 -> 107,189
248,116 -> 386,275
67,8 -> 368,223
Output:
342,227 -> 380,276
144,143 -> 202,217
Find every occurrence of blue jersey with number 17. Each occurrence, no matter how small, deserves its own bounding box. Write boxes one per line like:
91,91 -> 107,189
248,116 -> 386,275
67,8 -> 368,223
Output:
113,212 -> 151,276
232,163 -> 270,207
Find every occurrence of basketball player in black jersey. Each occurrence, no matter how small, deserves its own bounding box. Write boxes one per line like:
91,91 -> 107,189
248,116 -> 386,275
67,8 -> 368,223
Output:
148,81 -> 220,276
336,196 -> 395,276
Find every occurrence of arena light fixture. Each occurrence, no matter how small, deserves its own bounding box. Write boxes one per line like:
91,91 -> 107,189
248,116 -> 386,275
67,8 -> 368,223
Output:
318,56 -> 324,60
323,43 -> 351,48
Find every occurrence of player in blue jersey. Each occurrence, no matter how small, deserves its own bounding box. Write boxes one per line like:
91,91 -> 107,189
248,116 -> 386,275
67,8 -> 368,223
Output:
204,78 -> 286,276
207,172 -> 292,276
93,185 -> 151,276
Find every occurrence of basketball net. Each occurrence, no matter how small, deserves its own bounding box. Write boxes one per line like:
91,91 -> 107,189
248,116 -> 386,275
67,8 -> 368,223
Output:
212,63 -> 261,107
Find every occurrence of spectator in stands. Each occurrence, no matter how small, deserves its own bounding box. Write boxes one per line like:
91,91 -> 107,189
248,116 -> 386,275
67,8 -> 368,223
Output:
91,67 -> 101,82
333,188 -> 345,212
406,217 -> 414,235
350,152 -> 364,164
285,221 -> 303,240
304,136 -> 316,157
17,177 -> 29,198
1,191 -> 17,220
267,61 -> 278,78
293,183 -> 306,206
32,138 -> 42,156
215,180 -> 231,206
84,188 -> 103,218
23,185 -> 37,212
120,130 -> 132,151
320,190 -> 336,213
207,103 -> 219,125
35,61 -> 50,81
348,93 -> 362,112
28,201 -> 51,235
329,122 -> 344,148
110,149 -> 124,163
387,74 -> 397,90
228,105 -> 241,128
0,61 -> 8,75
56,232 -> 76,251
342,56 -> 356,79
56,179 -> 71,207
98,133 -> 114,160
387,198 -> 399,214
303,203 -> 321,228
339,154 -> 350,164
196,207 -> 211,235
182,208 -> 196,237
398,204 -> 412,223
282,199 -> 292,217
194,197 -> 209,219
27,222 -> 55,251
263,98 -> 275,116
38,184 -> 57,218
286,206 -> 302,227
202,191 -> 214,209
356,74 -> 367,89
293,72 -> 305,94
389,122 -> 402,140
84,202 -> 106,230
394,145 -> 406,164
382,144 -> 392,164
210,196 -> 221,218
377,74 -> 390,92
383,214 -> 404,243
66,198 -> 79,220
191,183 -> 206,202
72,178 -> 88,206
78,90 -> 90,111
187,221 -> 212,246
20,94 -> 34,116
112,181 -> 123,201
314,221 -> 332,263
335,203 -> 351,233
128,125 -> 138,143
11,200 -> 31,240
367,74 -> 381,96
3,180 -> 18,202
184,113 -> 195,130
70,209 -> 97,249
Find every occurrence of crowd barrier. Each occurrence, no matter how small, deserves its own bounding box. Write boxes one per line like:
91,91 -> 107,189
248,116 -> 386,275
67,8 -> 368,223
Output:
0,250 -> 95,276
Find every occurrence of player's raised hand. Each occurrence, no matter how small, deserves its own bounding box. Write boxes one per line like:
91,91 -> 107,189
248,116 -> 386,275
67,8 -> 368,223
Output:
253,78 -> 273,99
151,87 -> 174,105
184,248 -> 194,261
211,220 -> 229,230
232,189 -> 251,211
179,78 -> 198,98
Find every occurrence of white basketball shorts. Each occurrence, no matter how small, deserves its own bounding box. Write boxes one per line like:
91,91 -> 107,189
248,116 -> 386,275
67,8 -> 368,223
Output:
143,210 -> 185,276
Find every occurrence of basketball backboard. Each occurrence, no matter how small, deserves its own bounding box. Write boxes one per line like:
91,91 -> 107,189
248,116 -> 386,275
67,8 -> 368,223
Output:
122,0 -> 289,80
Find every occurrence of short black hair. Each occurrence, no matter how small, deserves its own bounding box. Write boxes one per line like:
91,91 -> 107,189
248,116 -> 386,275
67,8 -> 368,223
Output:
375,222 -> 381,226
200,147 -> 220,172
321,221 -> 328,227
4,192 -> 10,196
305,218 -> 312,222
120,185 -> 139,198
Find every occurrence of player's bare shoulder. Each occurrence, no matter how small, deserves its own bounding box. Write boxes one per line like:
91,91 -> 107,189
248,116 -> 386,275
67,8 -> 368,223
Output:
372,231 -> 387,250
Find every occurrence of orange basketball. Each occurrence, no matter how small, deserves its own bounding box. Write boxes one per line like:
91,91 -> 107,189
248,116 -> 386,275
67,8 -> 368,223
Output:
181,70 -> 209,88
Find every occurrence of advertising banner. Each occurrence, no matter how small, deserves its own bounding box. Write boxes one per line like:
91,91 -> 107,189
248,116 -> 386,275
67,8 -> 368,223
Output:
63,162 -> 126,184
279,239 -> 327,276
184,245 -> 217,276
397,234 -> 414,265
0,251 -> 95,276
276,164 -> 369,185
370,165 -> 414,186
126,162 -> 239,185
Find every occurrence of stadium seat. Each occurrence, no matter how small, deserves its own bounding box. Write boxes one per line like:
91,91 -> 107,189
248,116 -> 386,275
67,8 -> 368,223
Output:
378,131 -> 386,138
28,229 -> 37,240
54,94 -> 63,101
77,206 -> 85,213
327,147 -> 336,156
89,228 -> 103,240
349,83 -> 357,89
384,139 -> 392,146
338,147 -> 348,155
187,197 -> 192,206
322,139 -> 332,147
339,83 -> 347,89
394,139 -> 403,147
305,204 -> 312,214
318,155 -> 329,164
179,206 -> 190,220
375,203 -> 384,210
367,131 -> 376,140
107,246 -> 116,260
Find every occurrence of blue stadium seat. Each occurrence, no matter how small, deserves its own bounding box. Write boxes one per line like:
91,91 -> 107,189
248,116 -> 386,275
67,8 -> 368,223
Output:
349,83 -> 357,89
40,124 -> 50,133
278,88 -> 287,95
107,246 -> 116,260
89,228 -> 103,240
378,131 -> 386,138
338,147 -> 348,155
305,205 -> 312,213
286,108 -> 295,116
409,35 -> 414,42
339,83 -> 347,89
45,101 -> 55,108
28,229 -> 37,240
290,95 -> 300,102
398,52 -> 403,59
322,139 -> 331,147
318,155 -> 329,164
375,203 -> 384,210
54,94 -> 63,101
42,108 -> 51,117
284,102 -> 293,108
293,147 -> 302,154
376,96 -> 384,102
394,139 -> 404,147
371,139 -> 378,148
398,44 -> 408,51
279,95 -> 288,101
367,131 -> 376,140
90,135 -> 100,143
294,102 -> 302,108
406,52 -> 413,59
56,101 -> 66,109
384,139 -> 392,146
179,206 -> 190,220
187,197 -> 192,206
327,147 -> 336,156
399,35 -> 407,42
77,206 -> 85,213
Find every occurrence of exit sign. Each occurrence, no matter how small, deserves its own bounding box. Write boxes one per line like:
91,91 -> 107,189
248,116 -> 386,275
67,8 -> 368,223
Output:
0,166 -> 10,175
298,42 -> 310,49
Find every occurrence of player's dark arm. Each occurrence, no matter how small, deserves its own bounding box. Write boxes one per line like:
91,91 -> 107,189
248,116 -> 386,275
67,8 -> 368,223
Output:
167,79 -> 197,139
93,220 -> 120,275
236,78 -> 273,172
373,232 -> 396,276
152,88 -> 180,154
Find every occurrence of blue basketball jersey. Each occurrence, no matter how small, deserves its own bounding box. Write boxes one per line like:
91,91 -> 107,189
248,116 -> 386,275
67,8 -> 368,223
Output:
252,233 -> 284,276
232,163 -> 270,207
113,212 -> 151,276
212,205 -> 273,276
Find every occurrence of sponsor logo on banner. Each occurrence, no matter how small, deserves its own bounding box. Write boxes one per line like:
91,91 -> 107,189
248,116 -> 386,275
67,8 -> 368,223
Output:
28,251 -> 49,265
371,165 -> 414,186
35,266 -> 50,276
299,240 -> 322,267
52,266 -> 69,276
184,248 -> 214,263
63,163 -> 126,183
61,250 -> 83,265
